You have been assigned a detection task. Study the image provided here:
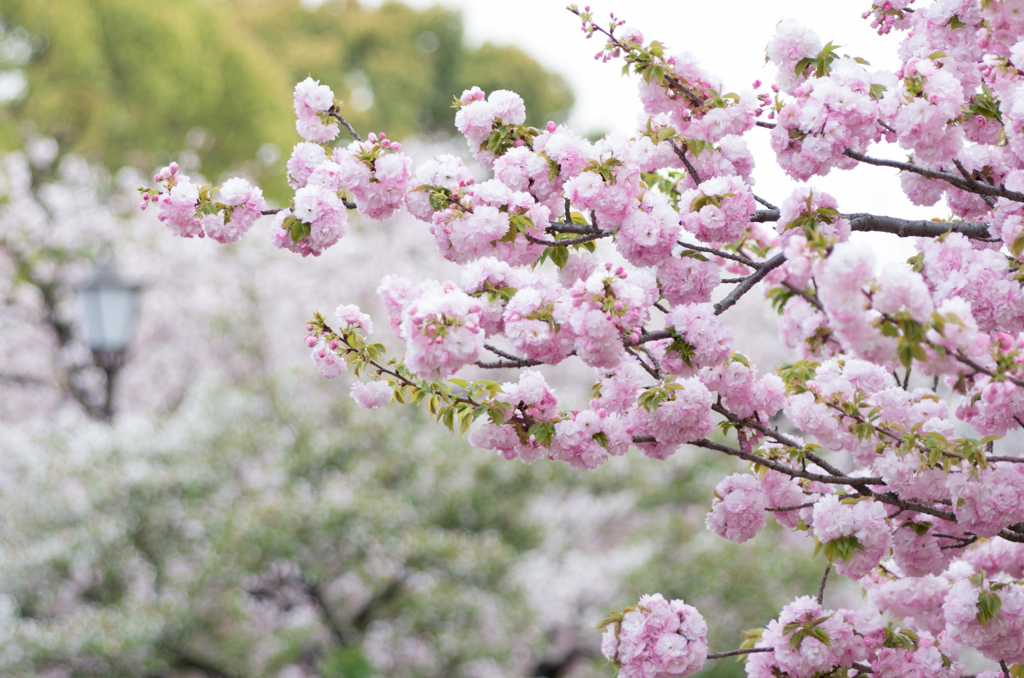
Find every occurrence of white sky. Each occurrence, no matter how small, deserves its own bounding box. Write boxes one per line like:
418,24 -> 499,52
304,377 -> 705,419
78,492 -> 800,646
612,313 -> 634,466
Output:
358,0 -> 937,264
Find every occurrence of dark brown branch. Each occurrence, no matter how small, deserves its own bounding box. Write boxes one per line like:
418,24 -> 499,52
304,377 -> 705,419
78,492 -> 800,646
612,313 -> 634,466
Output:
843,148 -> 1024,203
1,241 -> 108,420
752,209 -> 781,222
683,437 -> 881,487
626,345 -> 662,380
477,342 -> 549,368
749,208 -> 992,240
710,403 -> 849,478
524,229 -> 617,247
847,213 -> 991,239
263,198 -> 357,214
668,139 -> 702,185
952,158 -> 996,208
713,253 -> 787,316
637,329 -> 673,344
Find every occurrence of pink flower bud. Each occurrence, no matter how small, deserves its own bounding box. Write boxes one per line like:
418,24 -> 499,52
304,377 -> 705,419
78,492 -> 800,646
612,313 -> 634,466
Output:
546,121 -> 557,132
305,335 -> 318,348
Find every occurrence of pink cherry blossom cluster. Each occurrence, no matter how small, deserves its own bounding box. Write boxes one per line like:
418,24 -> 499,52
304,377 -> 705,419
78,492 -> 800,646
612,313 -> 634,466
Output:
766,48 -> 885,181
293,76 -> 339,143
944,576 -> 1024,665
600,593 -> 709,678
705,472 -> 768,543
746,596 -> 885,678
142,163 -> 266,244
381,277 -> 485,380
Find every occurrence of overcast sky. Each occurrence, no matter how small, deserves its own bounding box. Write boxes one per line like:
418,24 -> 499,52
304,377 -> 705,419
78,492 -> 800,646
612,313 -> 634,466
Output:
356,0 -> 933,263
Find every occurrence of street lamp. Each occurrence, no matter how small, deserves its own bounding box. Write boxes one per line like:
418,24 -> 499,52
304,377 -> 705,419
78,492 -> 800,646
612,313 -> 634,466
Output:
74,260 -> 141,421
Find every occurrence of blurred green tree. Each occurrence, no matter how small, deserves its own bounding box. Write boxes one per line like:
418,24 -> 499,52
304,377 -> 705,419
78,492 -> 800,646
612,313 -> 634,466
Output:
0,0 -> 573,200
0,0 -> 295,184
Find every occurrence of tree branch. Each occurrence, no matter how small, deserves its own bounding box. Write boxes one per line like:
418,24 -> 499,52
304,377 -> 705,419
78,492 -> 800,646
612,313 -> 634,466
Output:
749,208 -> 993,240
843,148 -> 1024,203
677,241 -> 760,269
476,342 -> 550,368
847,213 -> 991,240
523,229 -> 617,247
707,647 -> 774,659
713,253 -> 787,316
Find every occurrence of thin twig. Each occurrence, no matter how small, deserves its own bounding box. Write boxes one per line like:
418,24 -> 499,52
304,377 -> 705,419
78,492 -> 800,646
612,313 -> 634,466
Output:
706,647 -> 773,659
952,158 -> 996,208
677,241 -> 761,269
816,563 -> 831,604
328,109 -> 363,142
781,282 -> 824,312
668,139 -> 702,185
765,502 -> 818,512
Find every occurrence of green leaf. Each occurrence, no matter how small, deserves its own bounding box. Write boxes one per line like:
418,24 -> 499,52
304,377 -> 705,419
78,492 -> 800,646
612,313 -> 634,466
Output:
545,245 -> 569,269
977,590 -> 1002,627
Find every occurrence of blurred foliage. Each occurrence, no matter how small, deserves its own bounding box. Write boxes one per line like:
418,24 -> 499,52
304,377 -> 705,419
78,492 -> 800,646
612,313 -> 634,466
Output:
0,385 -> 824,677
226,0 -> 574,136
0,0 -> 573,201
0,0 -> 295,191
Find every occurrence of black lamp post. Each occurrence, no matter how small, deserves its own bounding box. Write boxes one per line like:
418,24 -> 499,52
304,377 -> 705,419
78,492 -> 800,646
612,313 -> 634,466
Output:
74,261 -> 140,421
